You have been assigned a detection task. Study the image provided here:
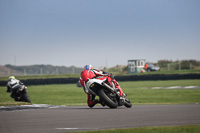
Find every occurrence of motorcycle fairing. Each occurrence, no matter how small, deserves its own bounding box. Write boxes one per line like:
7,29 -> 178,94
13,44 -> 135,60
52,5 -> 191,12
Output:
85,77 -> 107,90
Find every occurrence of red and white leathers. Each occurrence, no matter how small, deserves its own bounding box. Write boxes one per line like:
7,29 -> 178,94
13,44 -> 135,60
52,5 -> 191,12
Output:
80,69 -> 124,107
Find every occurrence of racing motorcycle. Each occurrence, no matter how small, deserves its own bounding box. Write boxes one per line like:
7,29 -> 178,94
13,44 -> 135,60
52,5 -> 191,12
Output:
10,84 -> 31,103
81,71 -> 132,108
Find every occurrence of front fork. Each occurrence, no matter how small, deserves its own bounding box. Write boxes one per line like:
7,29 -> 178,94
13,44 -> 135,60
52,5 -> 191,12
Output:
112,79 -> 125,98
103,79 -> 126,106
111,80 -> 126,106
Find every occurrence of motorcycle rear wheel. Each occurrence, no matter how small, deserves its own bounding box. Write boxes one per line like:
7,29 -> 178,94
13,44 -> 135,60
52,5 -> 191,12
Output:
98,89 -> 118,108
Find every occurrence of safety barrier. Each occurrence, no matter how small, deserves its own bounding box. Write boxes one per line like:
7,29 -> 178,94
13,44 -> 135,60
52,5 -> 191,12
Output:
0,73 -> 200,86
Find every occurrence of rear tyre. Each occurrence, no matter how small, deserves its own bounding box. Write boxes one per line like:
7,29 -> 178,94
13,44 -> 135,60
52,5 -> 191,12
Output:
98,89 -> 118,108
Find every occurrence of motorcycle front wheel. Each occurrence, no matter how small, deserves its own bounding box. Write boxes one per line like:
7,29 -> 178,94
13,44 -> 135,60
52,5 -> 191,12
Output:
21,93 -> 31,103
124,97 -> 132,108
98,89 -> 118,108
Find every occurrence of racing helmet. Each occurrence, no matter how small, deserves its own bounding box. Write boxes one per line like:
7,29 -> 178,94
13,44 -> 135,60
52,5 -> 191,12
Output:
9,76 -> 15,80
84,65 -> 93,70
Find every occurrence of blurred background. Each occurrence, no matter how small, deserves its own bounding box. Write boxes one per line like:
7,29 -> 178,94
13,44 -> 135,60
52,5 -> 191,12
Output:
0,0 -> 200,76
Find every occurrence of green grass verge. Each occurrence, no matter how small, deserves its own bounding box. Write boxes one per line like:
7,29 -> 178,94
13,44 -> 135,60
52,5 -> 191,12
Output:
66,125 -> 200,133
0,79 -> 200,106
0,73 -> 80,81
113,69 -> 200,76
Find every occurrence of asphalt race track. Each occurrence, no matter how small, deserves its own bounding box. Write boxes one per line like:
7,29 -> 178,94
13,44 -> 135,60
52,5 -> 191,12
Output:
0,104 -> 200,133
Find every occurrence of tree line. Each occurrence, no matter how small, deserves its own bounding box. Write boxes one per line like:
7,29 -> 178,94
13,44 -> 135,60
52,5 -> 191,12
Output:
156,59 -> 200,71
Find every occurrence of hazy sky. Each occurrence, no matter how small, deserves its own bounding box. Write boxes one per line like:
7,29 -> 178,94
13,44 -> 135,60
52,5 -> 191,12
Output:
0,0 -> 200,69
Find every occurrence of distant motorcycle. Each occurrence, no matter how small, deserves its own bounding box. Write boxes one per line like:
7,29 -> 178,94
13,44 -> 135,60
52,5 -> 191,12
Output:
81,72 -> 132,108
10,84 -> 31,103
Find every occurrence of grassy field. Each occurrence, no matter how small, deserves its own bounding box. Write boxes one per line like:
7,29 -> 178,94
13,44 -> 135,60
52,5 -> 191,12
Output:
0,73 -> 80,81
110,69 -> 200,76
67,125 -> 200,133
0,79 -> 200,106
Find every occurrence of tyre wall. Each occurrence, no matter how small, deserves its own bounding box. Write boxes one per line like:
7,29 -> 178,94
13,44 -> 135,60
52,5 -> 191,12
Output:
0,74 -> 200,86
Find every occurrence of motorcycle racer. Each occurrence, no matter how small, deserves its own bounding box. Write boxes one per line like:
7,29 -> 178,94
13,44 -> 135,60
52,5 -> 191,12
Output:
6,76 -> 27,102
80,65 -> 124,108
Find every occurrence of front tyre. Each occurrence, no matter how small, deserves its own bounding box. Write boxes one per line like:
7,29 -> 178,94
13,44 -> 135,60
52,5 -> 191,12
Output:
98,89 -> 118,108
124,97 -> 132,108
21,93 -> 31,103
